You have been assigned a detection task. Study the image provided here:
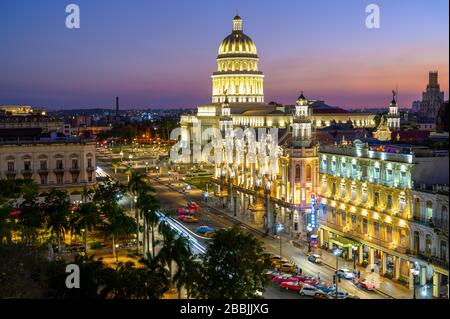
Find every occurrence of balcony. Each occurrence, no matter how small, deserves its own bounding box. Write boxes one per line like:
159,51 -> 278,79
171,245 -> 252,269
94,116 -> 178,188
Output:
4,170 -> 16,175
53,167 -> 65,173
87,166 -> 95,172
38,167 -> 49,173
70,166 -> 80,173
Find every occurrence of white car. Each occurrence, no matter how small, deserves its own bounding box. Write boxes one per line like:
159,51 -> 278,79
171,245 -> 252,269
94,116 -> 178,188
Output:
336,268 -> 355,279
299,285 -> 318,297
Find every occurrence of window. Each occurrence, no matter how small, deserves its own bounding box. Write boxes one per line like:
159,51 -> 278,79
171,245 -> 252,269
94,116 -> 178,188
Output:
374,222 -> 380,238
340,182 -> 346,198
7,162 -> 15,172
352,163 -> 357,177
342,212 -> 347,226
374,192 -> 379,207
399,195 -> 406,212
386,169 -> 393,182
441,206 -> 448,229
88,172 -> 93,182
306,164 -> 311,181
341,161 -> 346,176
351,215 -> 357,229
386,225 -> 392,242
56,160 -> 63,169
332,183 -> 336,195
440,240 -> 447,261
72,174 -> 78,184
72,159 -> 78,169
40,160 -> 47,170
426,201 -> 433,221
414,198 -> 421,219
331,159 -> 336,173
321,157 -> 327,170
322,178 -> 327,194
351,184 -> 356,200
87,158 -> 93,168
363,218 -> 368,234
425,234 -> 432,256
56,174 -> 64,184
374,167 -> 380,180
40,174 -> 47,185
24,161 -> 31,171
295,165 -> 300,179
387,194 -> 392,209
362,186 -> 368,202
400,171 -> 407,186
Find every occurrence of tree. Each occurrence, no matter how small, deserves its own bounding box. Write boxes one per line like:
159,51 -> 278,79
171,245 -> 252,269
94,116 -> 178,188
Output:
128,171 -> 148,255
158,227 -> 191,283
0,206 -> 14,244
194,227 -> 270,299
81,186 -> 94,203
173,254 -> 202,299
43,189 -> 70,256
137,192 -> 160,258
77,202 -> 100,256
112,160 -> 120,174
101,204 -> 136,261
124,166 -> 133,182
93,180 -> 126,213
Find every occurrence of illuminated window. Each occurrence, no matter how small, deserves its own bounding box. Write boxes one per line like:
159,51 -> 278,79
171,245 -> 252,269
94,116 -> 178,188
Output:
399,195 -> 406,212
295,165 -> 300,179
387,194 -> 392,209
306,164 -> 312,181
374,192 -> 379,207
362,186 -> 368,202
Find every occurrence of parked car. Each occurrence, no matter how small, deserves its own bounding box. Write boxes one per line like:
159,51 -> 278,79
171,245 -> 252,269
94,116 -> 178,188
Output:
279,281 -> 303,292
177,208 -> 194,215
270,255 -> 289,265
177,215 -> 198,223
265,270 -> 281,279
277,262 -> 297,273
294,274 -> 315,282
313,291 -> 333,299
272,274 -> 299,283
360,279 -> 376,291
299,285 -> 319,297
336,268 -> 355,279
307,254 -> 323,264
327,291 -> 349,299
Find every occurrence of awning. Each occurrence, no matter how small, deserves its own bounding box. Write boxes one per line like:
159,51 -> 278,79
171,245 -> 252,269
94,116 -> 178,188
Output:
329,236 -> 360,248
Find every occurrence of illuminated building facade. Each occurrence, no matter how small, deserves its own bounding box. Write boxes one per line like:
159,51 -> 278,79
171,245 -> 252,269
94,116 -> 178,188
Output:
317,139 -> 449,292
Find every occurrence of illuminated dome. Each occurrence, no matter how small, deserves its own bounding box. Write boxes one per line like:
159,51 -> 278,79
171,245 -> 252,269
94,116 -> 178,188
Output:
218,16 -> 258,57
212,15 -> 264,104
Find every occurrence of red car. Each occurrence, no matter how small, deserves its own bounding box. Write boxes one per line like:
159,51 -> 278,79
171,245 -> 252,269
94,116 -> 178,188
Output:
177,208 -> 194,215
360,280 -> 376,291
265,270 -> 281,279
304,278 -> 320,287
272,274 -> 299,283
294,275 -> 315,282
189,202 -> 200,210
279,281 -> 304,292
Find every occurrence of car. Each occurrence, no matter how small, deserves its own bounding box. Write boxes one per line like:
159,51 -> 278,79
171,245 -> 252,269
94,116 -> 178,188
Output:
327,291 -> 349,299
277,262 -> 297,273
307,254 -> 323,264
272,274 -> 299,283
316,283 -> 336,293
360,279 -> 376,291
294,274 -> 315,282
336,268 -> 355,279
299,285 -> 319,297
313,291 -> 333,299
265,270 -> 281,279
279,281 -> 303,292
204,231 -> 215,238
195,225 -> 214,234
189,202 -> 200,209
177,208 -> 194,215
304,278 -> 320,287
177,215 -> 198,223
272,258 -> 290,269
269,254 -> 287,264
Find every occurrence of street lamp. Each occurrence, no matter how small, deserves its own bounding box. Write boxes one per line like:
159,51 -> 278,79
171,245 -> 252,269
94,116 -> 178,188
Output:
333,248 -> 343,299
145,161 -> 148,173
120,151 -> 123,161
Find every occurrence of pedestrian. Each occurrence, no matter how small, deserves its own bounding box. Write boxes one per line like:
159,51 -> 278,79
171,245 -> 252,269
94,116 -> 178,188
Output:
318,272 -> 320,281
357,270 -> 361,279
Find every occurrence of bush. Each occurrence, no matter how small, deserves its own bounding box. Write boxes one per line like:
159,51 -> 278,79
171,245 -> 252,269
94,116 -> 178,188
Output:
384,270 -> 394,279
90,242 -> 102,249
398,275 -> 409,284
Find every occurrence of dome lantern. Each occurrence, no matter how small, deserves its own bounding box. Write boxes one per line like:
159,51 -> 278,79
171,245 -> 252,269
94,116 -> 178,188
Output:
233,15 -> 243,32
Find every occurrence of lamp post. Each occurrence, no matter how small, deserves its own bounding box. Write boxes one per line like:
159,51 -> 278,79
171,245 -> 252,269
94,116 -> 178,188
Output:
145,161 -> 148,173
333,248 -> 342,299
120,151 -> 123,162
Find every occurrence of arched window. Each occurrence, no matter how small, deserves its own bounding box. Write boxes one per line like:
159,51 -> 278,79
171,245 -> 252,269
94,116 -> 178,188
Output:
425,234 -> 432,256
306,164 -> 312,181
441,206 -> 448,228
295,165 -> 300,179
414,198 -> 421,219
426,201 -> 433,221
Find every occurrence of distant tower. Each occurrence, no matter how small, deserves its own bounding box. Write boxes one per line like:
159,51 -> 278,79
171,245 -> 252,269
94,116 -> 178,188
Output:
386,90 -> 400,129
419,71 -> 445,121
115,96 -> 120,120
291,91 -> 312,147
220,92 -> 233,132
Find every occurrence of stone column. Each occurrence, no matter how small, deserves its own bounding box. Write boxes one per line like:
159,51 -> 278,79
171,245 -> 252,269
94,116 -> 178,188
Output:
433,272 -> 440,298
319,228 -> 324,246
394,256 -> 400,280
358,245 -> 364,264
381,252 -> 387,275
368,247 -> 375,266
348,246 -> 353,261
420,266 -> 427,288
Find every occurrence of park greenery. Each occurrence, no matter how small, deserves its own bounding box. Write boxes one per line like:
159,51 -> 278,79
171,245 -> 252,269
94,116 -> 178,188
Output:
0,177 -> 270,299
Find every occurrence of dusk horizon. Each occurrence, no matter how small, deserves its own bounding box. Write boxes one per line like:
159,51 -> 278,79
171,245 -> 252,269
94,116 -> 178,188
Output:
1,0 -> 448,110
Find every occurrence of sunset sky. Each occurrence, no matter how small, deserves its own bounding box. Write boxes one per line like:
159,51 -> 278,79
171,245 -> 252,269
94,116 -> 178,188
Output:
0,0 -> 448,110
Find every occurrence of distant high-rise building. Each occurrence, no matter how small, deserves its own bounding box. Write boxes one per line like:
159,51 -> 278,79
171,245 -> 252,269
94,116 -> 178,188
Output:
419,71 -> 444,121
411,100 -> 421,113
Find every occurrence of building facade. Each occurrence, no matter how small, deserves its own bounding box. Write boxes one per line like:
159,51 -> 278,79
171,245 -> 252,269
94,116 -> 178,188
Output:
419,71 -> 445,121
0,138 -> 96,193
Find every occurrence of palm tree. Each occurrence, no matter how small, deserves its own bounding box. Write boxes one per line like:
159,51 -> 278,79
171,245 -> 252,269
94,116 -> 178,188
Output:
101,204 -> 136,261
124,166 -> 133,183
43,189 -> 70,256
137,192 -> 160,258
173,253 -> 201,299
81,186 -> 93,203
78,202 -> 100,256
111,160 -> 120,174
158,227 -> 191,282
128,171 -> 148,255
